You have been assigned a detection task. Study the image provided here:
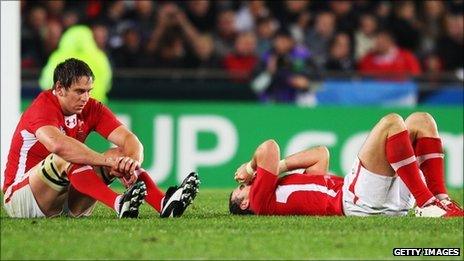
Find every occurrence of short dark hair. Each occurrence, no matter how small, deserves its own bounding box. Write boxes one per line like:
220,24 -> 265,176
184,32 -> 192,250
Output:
228,192 -> 254,215
53,58 -> 95,90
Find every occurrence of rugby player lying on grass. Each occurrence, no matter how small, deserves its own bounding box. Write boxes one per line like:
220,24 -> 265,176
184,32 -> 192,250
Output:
229,112 -> 463,217
3,58 -> 199,219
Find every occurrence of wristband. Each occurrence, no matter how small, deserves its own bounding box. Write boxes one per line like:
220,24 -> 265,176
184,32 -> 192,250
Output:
246,162 -> 255,175
279,159 -> 288,173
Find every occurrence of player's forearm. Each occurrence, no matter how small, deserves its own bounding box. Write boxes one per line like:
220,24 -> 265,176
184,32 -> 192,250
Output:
121,133 -> 144,164
282,146 -> 329,173
53,136 -> 110,166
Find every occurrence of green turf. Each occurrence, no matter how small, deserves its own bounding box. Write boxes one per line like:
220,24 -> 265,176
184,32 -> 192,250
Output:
1,189 -> 463,260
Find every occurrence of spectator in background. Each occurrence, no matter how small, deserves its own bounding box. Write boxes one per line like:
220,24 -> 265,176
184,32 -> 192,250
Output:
62,9 -> 80,29
92,23 -> 109,53
419,0 -> 446,55
184,0 -> 216,33
358,30 -> 421,77
127,0 -> 155,42
256,16 -> 277,57
45,0 -> 65,24
252,29 -> 314,103
354,14 -> 378,61
389,1 -> 421,51
235,1 -> 269,33
145,3 -> 204,68
101,1 -> 127,50
305,11 -> 336,70
270,0 -> 309,27
111,25 -> 144,68
189,34 -> 220,69
213,9 -> 238,58
39,25 -> 112,103
145,3 -> 179,66
421,52 -> 445,86
21,5 -> 48,68
375,1 -> 392,29
289,11 -> 311,45
423,53 -> 443,74
326,33 -> 355,72
223,31 -> 259,81
329,0 -> 357,34
43,20 -> 63,59
435,13 -> 464,72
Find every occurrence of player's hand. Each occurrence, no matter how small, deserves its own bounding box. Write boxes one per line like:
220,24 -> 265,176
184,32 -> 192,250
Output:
115,156 -> 140,176
234,163 -> 253,184
120,174 -> 137,188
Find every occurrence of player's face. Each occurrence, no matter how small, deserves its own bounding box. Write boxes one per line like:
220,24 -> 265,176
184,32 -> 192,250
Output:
231,184 -> 250,202
57,76 -> 93,115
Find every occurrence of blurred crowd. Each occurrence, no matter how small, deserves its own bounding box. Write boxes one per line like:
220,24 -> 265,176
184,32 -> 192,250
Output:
22,0 -> 463,80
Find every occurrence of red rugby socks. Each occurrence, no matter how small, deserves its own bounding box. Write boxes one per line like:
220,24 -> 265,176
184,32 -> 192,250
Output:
414,137 -> 447,199
385,130 -> 435,207
68,164 -> 119,211
136,169 -> 165,212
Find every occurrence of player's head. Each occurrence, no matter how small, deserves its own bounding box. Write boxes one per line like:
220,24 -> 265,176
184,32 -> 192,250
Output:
53,58 -> 95,115
229,184 -> 254,215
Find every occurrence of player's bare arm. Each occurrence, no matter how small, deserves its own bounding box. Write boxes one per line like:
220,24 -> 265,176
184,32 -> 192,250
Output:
107,125 -> 143,175
235,139 -> 280,184
35,125 -> 116,168
281,146 -> 330,174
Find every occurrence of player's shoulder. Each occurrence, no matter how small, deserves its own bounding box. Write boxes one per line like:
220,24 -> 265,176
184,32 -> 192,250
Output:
81,98 -> 115,118
27,90 -> 59,112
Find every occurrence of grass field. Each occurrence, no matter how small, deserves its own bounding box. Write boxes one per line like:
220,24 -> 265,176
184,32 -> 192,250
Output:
1,188 -> 463,260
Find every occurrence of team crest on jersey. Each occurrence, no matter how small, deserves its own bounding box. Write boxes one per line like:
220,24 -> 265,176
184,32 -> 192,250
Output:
64,114 -> 77,129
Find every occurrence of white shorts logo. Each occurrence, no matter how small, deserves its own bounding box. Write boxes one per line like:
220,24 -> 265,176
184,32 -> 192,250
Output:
64,114 -> 77,129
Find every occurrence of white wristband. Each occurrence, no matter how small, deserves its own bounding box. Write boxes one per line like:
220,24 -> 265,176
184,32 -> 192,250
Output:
279,159 -> 288,173
246,162 -> 255,175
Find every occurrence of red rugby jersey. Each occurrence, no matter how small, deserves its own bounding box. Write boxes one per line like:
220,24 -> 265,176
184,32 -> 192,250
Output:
249,167 -> 344,216
3,90 -> 121,192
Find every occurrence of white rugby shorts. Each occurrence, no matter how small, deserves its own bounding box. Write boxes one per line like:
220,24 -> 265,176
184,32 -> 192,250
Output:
3,177 -> 45,218
342,158 -> 416,216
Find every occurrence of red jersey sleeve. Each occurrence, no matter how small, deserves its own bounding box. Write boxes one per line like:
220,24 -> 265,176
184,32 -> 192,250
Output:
92,102 -> 122,138
28,97 -> 61,133
249,167 -> 279,214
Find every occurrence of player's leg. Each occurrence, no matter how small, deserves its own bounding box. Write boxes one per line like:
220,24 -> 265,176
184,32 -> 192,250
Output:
65,185 -> 97,217
65,164 -> 118,217
24,154 -> 72,217
67,147 -> 199,218
65,147 -> 145,218
405,112 -> 463,216
87,147 -> 167,213
67,163 -> 147,218
405,112 -> 446,199
65,148 -> 120,217
357,113 -> 435,208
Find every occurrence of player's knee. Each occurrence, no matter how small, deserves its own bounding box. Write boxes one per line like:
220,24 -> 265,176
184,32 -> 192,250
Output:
51,154 -> 70,173
405,112 -> 434,126
380,113 -> 404,128
38,154 -> 70,191
316,146 -> 330,160
257,139 -> 280,157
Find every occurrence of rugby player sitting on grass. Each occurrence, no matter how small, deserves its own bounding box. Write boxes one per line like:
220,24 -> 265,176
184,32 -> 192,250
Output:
3,58 -> 199,219
229,112 -> 463,217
